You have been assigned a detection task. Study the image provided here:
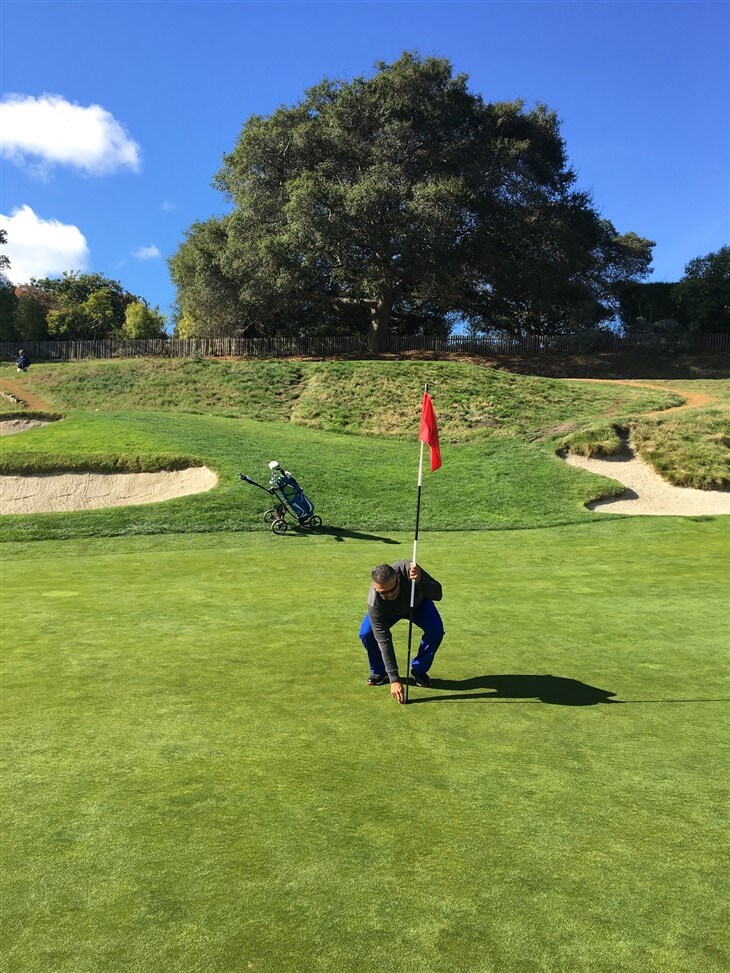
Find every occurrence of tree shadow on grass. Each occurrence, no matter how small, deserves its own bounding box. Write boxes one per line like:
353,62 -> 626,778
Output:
409,674 -> 620,706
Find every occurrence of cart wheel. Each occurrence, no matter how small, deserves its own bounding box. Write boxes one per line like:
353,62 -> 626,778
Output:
263,508 -> 277,524
272,519 -> 288,535
307,515 -> 323,528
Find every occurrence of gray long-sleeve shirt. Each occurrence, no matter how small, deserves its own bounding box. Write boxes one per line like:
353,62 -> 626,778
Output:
366,560 -> 443,682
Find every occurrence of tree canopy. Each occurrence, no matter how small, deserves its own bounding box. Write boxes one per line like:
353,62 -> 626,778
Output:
171,53 -> 654,348
0,230 -> 19,341
674,246 -> 730,334
0,272 -> 167,342
617,246 -> 730,336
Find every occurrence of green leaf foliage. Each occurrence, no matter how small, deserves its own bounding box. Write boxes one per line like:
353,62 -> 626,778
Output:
122,301 -> 167,339
29,272 -> 161,340
170,52 -> 654,347
674,246 -> 730,334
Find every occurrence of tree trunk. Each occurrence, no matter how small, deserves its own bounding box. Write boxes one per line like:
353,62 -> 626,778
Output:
368,289 -> 393,353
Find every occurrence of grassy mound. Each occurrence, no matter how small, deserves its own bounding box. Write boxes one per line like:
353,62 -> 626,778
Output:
2,358 -> 681,436
0,410 -> 624,541
1,360 -> 727,542
558,379 -> 730,489
632,408 -> 730,490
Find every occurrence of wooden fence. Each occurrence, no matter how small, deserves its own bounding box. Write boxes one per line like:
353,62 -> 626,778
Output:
2,331 -> 728,361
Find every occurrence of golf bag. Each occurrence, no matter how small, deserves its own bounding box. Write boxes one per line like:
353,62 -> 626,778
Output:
239,461 -> 322,535
269,467 -> 314,520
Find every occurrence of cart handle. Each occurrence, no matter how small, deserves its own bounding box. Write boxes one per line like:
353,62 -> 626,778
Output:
238,473 -> 276,494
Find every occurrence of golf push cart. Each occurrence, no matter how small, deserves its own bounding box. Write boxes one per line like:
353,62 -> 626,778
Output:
239,461 -> 322,535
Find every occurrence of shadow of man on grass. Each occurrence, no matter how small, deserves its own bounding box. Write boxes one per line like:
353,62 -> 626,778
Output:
410,674 -> 619,705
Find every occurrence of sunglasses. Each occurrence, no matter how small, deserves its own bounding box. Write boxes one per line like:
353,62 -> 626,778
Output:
376,577 -> 400,597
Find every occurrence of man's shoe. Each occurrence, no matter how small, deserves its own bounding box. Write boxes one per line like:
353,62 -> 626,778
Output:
367,673 -> 389,686
410,669 -> 432,688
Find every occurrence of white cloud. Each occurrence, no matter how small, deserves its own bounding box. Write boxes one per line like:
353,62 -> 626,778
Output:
131,244 -> 161,260
0,205 -> 89,283
161,200 -> 176,212
0,93 -> 141,175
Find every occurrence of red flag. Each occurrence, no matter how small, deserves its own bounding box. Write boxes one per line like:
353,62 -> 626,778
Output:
419,392 -> 442,472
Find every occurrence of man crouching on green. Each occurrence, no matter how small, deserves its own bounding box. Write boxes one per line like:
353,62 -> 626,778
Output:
359,560 -> 444,703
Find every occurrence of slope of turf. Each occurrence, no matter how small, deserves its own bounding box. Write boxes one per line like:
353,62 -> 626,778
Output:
0,359 -> 695,543
1,520 -> 727,973
559,378 -> 730,489
1,358 -> 682,437
0,409 -> 629,542
6,358 -> 728,496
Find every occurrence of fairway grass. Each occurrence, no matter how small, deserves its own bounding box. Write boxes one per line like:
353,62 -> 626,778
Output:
2,361 -> 727,544
2,519 -> 728,973
0,410 -> 628,541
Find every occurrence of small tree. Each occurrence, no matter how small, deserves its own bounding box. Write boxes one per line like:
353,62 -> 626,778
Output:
122,301 -> 166,339
0,231 -> 18,340
673,247 -> 730,334
14,285 -> 52,340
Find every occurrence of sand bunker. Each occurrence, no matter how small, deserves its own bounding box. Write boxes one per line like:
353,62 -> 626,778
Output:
560,377 -> 729,515
1,467 -> 218,514
0,418 -> 53,436
563,449 -> 730,516
1,418 -> 217,514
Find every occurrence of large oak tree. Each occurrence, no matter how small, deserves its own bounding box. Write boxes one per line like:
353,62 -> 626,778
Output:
170,53 -> 653,350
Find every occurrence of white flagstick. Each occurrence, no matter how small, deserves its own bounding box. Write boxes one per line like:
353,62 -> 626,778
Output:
405,389 -> 428,704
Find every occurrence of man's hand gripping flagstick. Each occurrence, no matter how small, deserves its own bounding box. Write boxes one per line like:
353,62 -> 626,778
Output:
405,384 -> 442,704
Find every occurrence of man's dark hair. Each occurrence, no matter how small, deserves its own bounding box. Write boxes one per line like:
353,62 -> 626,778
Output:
371,563 -> 397,585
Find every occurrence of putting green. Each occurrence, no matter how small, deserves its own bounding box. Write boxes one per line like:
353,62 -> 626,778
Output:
2,519 -> 727,972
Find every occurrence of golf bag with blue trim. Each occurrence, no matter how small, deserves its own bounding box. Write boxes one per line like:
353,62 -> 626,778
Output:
239,461 -> 322,535
269,466 -> 313,519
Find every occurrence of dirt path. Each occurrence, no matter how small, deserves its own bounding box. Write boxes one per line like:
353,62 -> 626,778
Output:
0,376 -> 55,412
567,378 -> 714,416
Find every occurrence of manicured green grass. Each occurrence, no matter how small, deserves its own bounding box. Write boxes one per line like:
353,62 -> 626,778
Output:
0,359 -> 692,543
0,409 -> 627,542
1,520 -> 728,973
2,360 -> 727,970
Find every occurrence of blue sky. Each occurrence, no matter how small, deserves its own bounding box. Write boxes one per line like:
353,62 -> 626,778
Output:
1,0 -> 728,327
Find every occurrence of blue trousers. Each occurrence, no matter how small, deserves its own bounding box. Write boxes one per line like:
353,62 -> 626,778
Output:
359,600 -> 444,678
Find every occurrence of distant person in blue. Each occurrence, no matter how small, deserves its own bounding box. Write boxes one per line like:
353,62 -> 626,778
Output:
360,560 -> 444,703
16,350 -> 30,372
